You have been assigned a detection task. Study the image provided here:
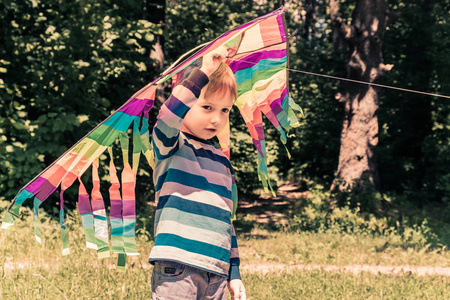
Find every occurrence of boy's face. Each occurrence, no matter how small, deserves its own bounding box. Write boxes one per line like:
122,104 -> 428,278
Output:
181,90 -> 234,140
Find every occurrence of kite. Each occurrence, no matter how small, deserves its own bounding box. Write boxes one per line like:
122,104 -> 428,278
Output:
1,7 -> 301,270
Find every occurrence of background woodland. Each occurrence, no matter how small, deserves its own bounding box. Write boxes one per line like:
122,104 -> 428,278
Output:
0,0 -> 449,231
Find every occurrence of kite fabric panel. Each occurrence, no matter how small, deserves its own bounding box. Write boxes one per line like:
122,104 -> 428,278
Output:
1,7 -> 301,268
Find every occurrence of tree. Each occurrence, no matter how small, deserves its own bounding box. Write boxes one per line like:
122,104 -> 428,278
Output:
146,0 -> 166,70
329,0 -> 398,201
146,0 -> 166,106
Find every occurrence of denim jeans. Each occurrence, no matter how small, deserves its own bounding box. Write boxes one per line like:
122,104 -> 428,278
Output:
151,261 -> 227,300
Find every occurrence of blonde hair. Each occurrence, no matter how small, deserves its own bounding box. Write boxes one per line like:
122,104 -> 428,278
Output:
204,63 -> 237,101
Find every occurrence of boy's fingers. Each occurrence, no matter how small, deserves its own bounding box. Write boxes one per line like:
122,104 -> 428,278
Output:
200,46 -> 230,75
213,46 -> 229,59
240,286 -> 246,300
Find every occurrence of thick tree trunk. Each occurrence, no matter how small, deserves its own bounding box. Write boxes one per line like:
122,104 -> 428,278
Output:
330,0 -> 394,194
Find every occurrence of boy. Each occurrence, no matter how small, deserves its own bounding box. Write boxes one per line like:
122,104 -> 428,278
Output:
149,47 -> 246,300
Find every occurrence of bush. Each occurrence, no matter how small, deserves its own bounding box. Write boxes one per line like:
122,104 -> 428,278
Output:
288,187 -> 441,250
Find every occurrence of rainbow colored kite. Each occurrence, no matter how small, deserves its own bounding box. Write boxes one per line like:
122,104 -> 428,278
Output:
1,7 -> 300,269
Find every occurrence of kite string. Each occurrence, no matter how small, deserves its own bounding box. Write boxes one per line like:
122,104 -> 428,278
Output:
287,68 -> 450,100
163,36 -> 449,99
235,58 -> 449,99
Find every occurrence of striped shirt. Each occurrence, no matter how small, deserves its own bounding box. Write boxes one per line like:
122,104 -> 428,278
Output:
149,68 -> 240,279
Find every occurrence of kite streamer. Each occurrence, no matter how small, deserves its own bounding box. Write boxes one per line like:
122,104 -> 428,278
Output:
1,7 -> 300,268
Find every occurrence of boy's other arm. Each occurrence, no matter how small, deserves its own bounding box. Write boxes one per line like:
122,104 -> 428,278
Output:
229,224 -> 241,280
228,224 -> 246,299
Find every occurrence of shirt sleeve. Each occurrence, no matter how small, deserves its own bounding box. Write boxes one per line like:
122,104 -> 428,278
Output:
228,224 -> 241,280
152,68 -> 209,160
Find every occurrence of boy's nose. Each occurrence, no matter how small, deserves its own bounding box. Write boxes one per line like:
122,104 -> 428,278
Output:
210,113 -> 220,125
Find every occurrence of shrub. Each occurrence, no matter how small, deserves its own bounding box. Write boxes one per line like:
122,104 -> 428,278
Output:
288,187 -> 441,250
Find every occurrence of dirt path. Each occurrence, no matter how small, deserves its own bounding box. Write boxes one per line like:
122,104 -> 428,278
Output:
237,184 -> 306,224
241,263 -> 450,276
4,260 -> 450,277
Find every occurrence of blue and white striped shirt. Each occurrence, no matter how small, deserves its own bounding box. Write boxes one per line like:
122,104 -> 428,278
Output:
149,68 -> 240,279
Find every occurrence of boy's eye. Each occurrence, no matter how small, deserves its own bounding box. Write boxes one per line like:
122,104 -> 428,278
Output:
202,106 -> 212,110
222,108 -> 230,113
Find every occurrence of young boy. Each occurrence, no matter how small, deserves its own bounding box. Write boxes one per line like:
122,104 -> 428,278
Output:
149,47 -> 246,300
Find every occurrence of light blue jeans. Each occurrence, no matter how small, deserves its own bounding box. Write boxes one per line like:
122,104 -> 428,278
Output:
151,261 -> 227,300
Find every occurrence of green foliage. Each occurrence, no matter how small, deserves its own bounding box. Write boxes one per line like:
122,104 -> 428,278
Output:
0,0 -> 160,201
333,177 -> 384,213
165,0 -> 282,60
230,125 -> 260,193
287,188 -> 442,250
421,96 -> 450,203
378,0 -> 450,203
0,199 -> 9,217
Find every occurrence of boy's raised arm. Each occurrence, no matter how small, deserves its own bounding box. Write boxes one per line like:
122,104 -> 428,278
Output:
152,69 -> 209,160
152,47 -> 228,160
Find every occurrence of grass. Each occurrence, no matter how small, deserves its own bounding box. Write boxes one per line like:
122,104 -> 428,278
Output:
2,266 -> 449,300
244,271 -> 449,300
1,203 -> 450,299
238,229 -> 450,267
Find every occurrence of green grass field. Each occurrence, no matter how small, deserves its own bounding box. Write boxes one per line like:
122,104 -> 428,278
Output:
2,265 -> 449,299
1,208 -> 450,300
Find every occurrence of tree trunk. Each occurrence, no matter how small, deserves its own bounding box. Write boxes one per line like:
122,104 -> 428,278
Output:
330,0 -> 395,194
329,0 -> 345,50
302,0 -> 317,40
146,0 -> 165,68
146,0 -> 166,105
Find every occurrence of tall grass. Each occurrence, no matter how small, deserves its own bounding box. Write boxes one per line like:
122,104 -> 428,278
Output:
1,199 -> 450,299
244,271 -> 449,300
237,230 -> 450,267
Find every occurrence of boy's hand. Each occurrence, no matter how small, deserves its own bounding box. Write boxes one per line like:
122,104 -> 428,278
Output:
200,46 -> 229,77
227,279 -> 246,300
